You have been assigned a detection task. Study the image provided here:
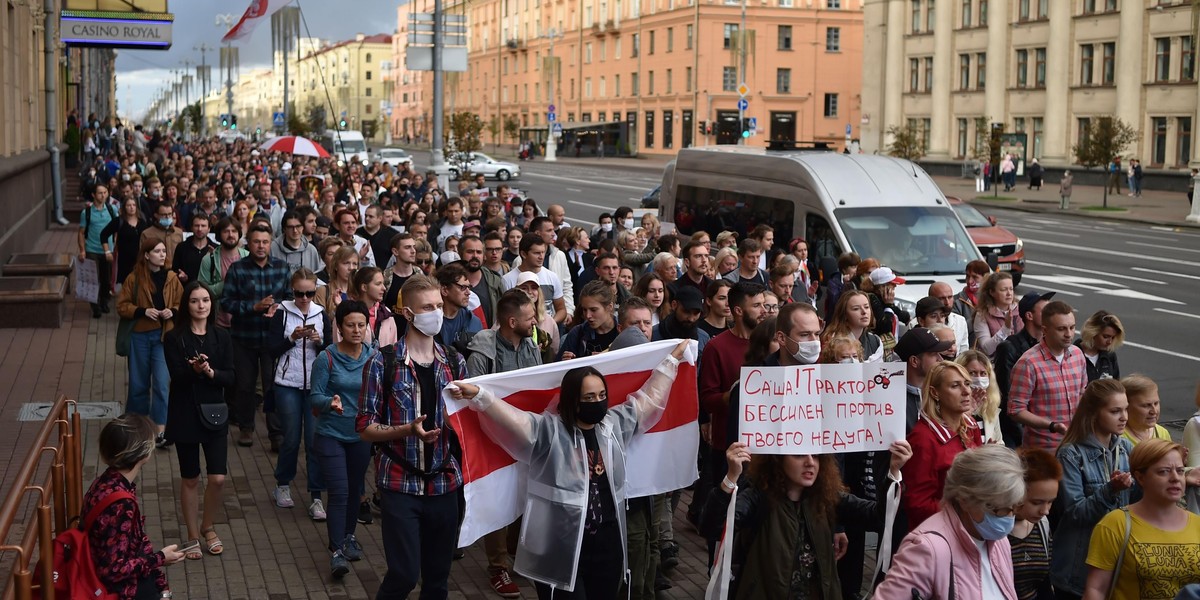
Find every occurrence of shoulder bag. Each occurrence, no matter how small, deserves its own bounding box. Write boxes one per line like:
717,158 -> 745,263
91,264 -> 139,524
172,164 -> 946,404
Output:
180,332 -> 228,430
1106,509 -> 1133,600
114,273 -> 138,357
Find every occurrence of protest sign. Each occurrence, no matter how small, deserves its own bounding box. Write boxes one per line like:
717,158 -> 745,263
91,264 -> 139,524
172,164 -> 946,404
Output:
75,259 -> 99,305
738,363 -> 906,454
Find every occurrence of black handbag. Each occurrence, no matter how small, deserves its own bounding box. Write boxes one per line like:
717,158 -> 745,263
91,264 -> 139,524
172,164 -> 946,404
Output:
197,402 -> 228,431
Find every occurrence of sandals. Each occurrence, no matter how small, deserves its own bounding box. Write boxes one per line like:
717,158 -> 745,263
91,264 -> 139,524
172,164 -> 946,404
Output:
184,539 -> 203,561
201,527 -> 224,556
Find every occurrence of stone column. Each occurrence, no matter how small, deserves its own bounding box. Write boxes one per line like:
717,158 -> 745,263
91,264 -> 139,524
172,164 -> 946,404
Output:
985,0 -> 1008,124
881,0 -> 906,150
1042,0 -> 1070,164
928,0 -> 954,158
1115,0 -> 1144,147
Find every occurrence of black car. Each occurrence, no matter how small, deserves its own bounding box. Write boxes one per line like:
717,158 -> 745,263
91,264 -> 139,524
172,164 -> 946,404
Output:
641,185 -> 661,209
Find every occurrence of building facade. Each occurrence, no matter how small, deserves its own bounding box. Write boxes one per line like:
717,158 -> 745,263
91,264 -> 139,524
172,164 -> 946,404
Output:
862,0 -> 1200,171
296,34 -> 392,138
390,0 -> 864,154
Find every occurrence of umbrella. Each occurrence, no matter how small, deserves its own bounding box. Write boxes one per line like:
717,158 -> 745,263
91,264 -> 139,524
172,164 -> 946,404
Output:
258,135 -> 330,158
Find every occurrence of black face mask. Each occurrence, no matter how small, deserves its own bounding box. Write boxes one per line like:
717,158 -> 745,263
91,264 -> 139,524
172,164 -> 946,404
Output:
577,401 -> 608,425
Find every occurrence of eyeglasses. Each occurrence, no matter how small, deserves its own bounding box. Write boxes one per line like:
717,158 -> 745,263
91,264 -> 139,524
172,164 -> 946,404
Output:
581,391 -> 608,403
763,304 -> 780,312
984,504 -> 1016,518
293,289 -> 317,298
416,259 -> 434,266
449,282 -> 471,293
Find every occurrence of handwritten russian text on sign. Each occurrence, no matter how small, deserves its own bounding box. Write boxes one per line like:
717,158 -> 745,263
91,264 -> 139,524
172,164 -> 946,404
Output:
739,364 -> 906,454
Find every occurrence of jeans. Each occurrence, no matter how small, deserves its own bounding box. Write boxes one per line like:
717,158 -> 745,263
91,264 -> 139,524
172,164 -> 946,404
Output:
127,329 -> 168,425
274,386 -> 324,494
376,490 -> 459,600
313,433 -> 370,552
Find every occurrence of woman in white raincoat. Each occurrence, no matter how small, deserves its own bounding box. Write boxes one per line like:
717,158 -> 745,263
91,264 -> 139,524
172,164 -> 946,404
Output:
449,339 -> 689,599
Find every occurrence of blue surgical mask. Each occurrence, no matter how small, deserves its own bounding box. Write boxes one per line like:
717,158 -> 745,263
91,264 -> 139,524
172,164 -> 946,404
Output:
973,510 -> 1015,541
158,218 -> 174,228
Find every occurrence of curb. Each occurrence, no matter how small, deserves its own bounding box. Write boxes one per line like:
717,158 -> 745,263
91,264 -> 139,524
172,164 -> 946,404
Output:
969,198 -> 1200,230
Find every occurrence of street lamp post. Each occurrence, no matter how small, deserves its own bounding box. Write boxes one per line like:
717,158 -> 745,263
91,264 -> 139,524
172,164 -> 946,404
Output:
544,28 -> 564,162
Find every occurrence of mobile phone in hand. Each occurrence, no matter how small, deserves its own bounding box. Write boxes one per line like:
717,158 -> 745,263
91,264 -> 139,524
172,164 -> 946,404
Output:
179,539 -> 200,554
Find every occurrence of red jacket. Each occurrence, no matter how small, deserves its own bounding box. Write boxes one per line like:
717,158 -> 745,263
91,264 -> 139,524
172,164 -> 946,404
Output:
698,330 -> 749,451
902,414 -> 983,531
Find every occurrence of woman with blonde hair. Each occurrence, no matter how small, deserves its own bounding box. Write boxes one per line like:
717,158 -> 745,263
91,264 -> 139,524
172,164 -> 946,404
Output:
903,361 -> 984,530
1082,439 -> 1200,600
316,246 -> 359,313
513,270 -> 560,363
973,271 -> 1022,358
957,349 -> 1004,445
1075,310 -> 1123,382
1121,374 -> 1170,445
820,335 -> 864,364
1051,379 -> 1133,599
713,246 -> 739,278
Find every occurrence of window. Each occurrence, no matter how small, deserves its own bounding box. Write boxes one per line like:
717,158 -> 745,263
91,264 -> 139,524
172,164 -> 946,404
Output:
1105,0 -> 1116,10
672,185 -> 797,246
723,66 -> 737,91
366,87 -> 373,96
724,23 -> 738,49
600,39 -> 606,61
600,76 -> 606,97
1178,117 -> 1192,165
1016,49 -> 1029,87
632,33 -> 640,57
826,27 -> 840,51
666,68 -> 673,93
648,71 -> 655,95
615,74 -> 621,96
922,118 -> 932,149
365,53 -> 373,63
586,42 -> 593,64
1037,0 -> 1047,18
585,78 -> 593,97
1077,117 -> 1091,149
1155,38 -> 1170,82
960,54 -> 971,89
1152,117 -> 1168,165
632,72 -> 639,96
957,118 -> 969,157
667,28 -> 674,52
649,31 -> 655,54
1184,36 -> 1195,81
926,1 -> 936,32
1081,44 -> 1094,85
977,52 -> 987,88
924,57 -> 934,91
1102,42 -> 1115,84
1035,48 -> 1046,87
1032,117 -> 1043,157
779,25 -> 793,50
687,24 -> 694,49
979,0 -> 988,24
1019,0 -> 1030,21
366,71 -> 373,80
1013,117 -> 1026,133
961,0 -> 972,27
910,58 -> 920,91
686,66 -> 693,92
912,0 -> 921,33
777,68 -> 792,93
824,93 -> 838,117
1083,0 -> 1096,13
645,111 -> 655,148
828,0 -> 840,7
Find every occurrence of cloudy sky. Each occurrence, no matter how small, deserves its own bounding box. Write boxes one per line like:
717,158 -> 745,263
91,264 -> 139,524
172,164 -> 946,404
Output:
116,0 -> 400,120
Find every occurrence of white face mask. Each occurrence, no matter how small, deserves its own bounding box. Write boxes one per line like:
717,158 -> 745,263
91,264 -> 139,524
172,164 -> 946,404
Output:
408,308 -> 443,337
600,223 -> 613,232
839,357 -> 860,364
792,339 -> 821,364
971,376 -> 990,390
622,217 -> 634,230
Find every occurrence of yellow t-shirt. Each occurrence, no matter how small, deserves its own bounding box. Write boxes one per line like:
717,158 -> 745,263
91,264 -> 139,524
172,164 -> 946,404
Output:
1121,425 -> 1172,446
1086,509 -> 1200,600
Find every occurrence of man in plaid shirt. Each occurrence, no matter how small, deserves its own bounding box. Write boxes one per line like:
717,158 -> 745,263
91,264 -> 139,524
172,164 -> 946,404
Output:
222,223 -> 292,447
1008,301 -> 1087,450
358,275 -> 466,600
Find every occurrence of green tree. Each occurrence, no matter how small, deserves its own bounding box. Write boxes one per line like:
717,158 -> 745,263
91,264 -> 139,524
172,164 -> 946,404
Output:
503,115 -> 521,146
444,111 -> 484,178
485,115 -> 502,152
971,117 -> 1001,162
305,105 -> 327,136
886,123 -> 926,161
1072,116 -> 1138,208
287,113 -> 310,137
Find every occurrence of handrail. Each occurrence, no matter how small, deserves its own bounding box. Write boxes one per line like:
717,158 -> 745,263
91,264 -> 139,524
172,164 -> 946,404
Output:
0,395 -> 84,600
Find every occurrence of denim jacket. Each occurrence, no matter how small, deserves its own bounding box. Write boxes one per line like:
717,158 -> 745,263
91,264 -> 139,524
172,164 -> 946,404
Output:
1050,435 -> 1136,595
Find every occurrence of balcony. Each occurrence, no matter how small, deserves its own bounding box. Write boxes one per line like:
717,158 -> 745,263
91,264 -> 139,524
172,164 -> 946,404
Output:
506,38 -> 526,51
592,22 -> 607,36
606,19 -> 618,32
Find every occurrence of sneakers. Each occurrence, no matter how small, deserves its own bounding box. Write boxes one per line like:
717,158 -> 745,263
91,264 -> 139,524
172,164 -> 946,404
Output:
237,430 -> 254,447
490,568 -> 521,598
309,499 -> 327,521
342,534 -> 363,562
357,500 -> 373,524
272,485 -> 295,508
155,432 -> 172,449
660,541 -> 680,573
330,551 -> 350,579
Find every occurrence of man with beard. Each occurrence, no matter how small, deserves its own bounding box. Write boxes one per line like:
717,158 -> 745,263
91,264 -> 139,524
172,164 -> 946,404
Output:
463,289 -> 542,597
199,218 -> 249,328
172,212 -> 217,284
251,177 -> 285,234
652,284 -> 710,356
459,235 -> 504,327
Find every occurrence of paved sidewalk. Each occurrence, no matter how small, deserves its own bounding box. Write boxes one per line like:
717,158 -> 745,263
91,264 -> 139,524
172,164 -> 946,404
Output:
0,230 -> 722,599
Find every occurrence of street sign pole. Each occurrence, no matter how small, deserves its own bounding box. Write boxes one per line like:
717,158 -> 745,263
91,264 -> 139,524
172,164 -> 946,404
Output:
544,29 -> 563,162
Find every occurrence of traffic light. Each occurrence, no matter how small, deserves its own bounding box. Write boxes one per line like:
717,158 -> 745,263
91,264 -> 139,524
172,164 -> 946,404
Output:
741,118 -> 751,139
698,120 -> 707,136
221,116 -> 229,128
231,115 -> 238,130
707,123 -> 715,135
256,127 -> 262,135
339,119 -> 348,128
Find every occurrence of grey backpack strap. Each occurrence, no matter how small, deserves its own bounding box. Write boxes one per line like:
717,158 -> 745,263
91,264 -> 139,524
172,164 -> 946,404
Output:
1107,508 -> 1133,600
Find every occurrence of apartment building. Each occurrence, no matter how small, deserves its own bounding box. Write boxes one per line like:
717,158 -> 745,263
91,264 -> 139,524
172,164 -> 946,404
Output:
295,34 -> 392,136
861,0 -> 1200,170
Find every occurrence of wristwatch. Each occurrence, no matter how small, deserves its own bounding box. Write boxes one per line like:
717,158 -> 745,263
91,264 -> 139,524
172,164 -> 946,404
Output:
1046,421 -> 1058,432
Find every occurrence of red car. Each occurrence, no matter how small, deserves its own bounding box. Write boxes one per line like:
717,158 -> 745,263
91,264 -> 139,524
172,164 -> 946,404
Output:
948,197 -> 1025,286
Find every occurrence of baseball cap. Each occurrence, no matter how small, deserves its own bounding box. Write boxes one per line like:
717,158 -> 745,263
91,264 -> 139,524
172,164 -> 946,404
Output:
670,284 -> 704,311
894,327 -> 954,361
439,250 -> 460,265
869,266 -> 905,286
1018,291 -> 1056,317
463,220 -> 482,231
915,297 -> 947,320
716,231 -> 739,246
515,271 -> 540,288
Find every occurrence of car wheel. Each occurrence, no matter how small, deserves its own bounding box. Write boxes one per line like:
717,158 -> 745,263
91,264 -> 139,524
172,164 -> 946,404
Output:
496,169 -> 510,181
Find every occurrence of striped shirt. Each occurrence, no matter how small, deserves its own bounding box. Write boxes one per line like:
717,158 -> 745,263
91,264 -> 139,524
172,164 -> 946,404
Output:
1008,520 -> 1051,600
1008,342 -> 1088,451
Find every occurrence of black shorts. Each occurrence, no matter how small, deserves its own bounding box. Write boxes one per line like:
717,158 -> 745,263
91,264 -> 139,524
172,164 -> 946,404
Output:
175,436 -> 229,479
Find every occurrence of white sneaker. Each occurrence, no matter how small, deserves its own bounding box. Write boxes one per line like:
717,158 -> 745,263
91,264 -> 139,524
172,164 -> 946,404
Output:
272,485 -> 294,508
309,498 -> 327,521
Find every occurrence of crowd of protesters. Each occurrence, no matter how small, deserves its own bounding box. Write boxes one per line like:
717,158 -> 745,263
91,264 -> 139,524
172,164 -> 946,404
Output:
74,125 -> 1200,600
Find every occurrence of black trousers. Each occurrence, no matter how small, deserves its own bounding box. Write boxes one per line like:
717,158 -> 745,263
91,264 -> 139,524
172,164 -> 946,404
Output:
85,252 -> 112,306
535,520 -> 623,600
231,340 -> 281,438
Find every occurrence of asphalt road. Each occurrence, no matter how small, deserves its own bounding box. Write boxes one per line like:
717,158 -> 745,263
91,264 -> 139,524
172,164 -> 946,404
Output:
414,157 -> 1200,424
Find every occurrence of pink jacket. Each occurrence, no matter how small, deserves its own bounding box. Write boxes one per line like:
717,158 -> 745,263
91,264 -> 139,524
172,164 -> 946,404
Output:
875,507 -> 1018,600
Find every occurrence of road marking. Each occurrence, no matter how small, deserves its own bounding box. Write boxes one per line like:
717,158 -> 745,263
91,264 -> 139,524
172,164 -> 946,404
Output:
565,187 -> 583,193
1099,288 -> 1183,304
523,171 -> 650,191
1153,308 -> 1200,320
1024,261 -> 1166,285
1123,341 -> 1200,363
1127,241 -> 1200,254
565,216 -> 593,226
1132,267 -> 1200,281
1021,274 -> 1181,303
1005,224 -> 1080,237
1021,274 -> 1108,292
1021,238 -> 1200,268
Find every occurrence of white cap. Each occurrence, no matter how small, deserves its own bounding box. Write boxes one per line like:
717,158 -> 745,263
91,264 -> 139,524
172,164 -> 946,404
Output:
439,250 -> 460,265
516,271 -> 540,287
282,162 -> 292,171
869,266 -> 906,286
250,149 -> 261,156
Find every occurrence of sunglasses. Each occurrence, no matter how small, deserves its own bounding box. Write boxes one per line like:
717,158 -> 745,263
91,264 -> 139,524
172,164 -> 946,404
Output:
416,259 -> 434,266
293,289 -> 318,298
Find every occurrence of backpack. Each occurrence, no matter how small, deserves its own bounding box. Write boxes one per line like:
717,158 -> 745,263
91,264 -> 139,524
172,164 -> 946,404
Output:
82,203 -> 117,233
34,490 -> 135,600
375,342 -> 464,477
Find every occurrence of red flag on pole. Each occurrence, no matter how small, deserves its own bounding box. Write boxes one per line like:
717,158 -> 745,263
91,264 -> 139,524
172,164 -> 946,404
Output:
221,0 -> 294,43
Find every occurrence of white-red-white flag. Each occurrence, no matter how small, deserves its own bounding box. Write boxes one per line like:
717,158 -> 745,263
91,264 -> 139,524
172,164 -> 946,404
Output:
444,339 -> 700,547
221,0 -> 294,43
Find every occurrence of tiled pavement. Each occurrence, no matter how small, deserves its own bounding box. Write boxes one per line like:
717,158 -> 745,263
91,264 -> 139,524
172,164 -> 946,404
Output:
0,228 -> 734,599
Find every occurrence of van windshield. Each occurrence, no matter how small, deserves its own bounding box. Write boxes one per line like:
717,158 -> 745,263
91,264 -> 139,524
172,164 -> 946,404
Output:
335,140 -> 366,154
834,206 -> 978,275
